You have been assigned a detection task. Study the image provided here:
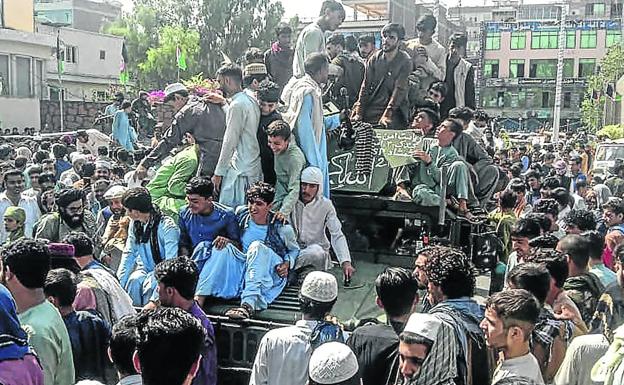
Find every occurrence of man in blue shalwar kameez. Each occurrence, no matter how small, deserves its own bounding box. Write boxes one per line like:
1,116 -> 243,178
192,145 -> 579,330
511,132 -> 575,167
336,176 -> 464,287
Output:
116,187 -> 180,307
195,182 -> 299,319
111,101 -> 137,153
281,53 -> 340,198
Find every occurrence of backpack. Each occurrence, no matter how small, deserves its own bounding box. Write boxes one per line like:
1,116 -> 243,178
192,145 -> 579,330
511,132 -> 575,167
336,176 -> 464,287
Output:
430,304 -> 493,385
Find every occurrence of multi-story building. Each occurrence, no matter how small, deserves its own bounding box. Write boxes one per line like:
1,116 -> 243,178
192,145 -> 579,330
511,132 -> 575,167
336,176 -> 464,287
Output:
34,0 -> 122,33
38,24 -> 125,102
480,18 -> 620,130
0,0 -> 55,130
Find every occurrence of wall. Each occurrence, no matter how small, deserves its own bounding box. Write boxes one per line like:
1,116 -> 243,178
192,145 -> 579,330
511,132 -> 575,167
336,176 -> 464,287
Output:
39,100 -> 175,133
0,98 -> 41,129
4,0 -> 34,32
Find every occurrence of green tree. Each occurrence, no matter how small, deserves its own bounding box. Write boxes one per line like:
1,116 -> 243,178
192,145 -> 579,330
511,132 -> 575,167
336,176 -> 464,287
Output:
108,0 -> 285,88
139,26 -> 200,86
581,45 -> 624,132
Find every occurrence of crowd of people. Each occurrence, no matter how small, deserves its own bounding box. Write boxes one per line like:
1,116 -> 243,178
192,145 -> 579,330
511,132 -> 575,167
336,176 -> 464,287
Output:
2,0 -> 624,385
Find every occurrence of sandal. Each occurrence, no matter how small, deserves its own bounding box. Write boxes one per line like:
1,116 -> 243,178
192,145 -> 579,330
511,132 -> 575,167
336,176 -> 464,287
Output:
225,303 -> 254,320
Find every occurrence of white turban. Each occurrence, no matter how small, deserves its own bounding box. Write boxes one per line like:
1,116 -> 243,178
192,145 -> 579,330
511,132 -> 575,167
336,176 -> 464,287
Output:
403,312 -> 442,342
301,166 -> 324,198
16,147 -> 32,160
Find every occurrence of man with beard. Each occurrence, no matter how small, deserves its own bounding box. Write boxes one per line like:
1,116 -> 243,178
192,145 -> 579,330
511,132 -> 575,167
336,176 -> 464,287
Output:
347,267 -> 418,385
281,53 -> 341,197
0,169 -> 41,242
212,64 -> 262,208
134,83 -> 226,179
557,235 -> 605,325
359,35 -> 377,60
292,0 -> 345,78
96,185 -> 127,242
390,312 -> 457,385
352,23 -> 412,129
442,33 -> 475,114
131,91 -> 156,138
117,187 -> 180,306
35,188 -> 97,243
104,92 -> 124,119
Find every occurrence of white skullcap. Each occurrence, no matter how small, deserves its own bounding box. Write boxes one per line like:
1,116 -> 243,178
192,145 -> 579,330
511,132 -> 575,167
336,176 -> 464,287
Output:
95,160 -> 112,170
70,153 -> 87,164
300,271 -> 338,303
403,313 -> 441,342
103,185 -> 128,200
309,342 -> 359,384
301,166 -> 323,185
164,82 -> 188,101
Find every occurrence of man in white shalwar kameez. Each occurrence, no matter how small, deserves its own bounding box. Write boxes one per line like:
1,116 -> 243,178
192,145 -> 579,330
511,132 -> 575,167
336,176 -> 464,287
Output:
290,167 -> 355,281
213,64 -> 262,208
249,271 -> 344,385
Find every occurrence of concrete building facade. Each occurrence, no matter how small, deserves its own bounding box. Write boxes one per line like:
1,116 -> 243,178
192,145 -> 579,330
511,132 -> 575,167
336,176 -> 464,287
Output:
38,24 -> 124,102
34,0 -> 121,33
0,1 -> 55,130
480,19 -> 619,131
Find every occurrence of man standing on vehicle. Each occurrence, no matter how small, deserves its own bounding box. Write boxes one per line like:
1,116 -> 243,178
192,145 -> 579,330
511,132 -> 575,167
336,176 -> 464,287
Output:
134,83 -> 226,179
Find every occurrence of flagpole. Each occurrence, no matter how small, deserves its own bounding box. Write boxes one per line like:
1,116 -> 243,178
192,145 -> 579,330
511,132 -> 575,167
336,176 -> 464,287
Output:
57,28 -> 65,132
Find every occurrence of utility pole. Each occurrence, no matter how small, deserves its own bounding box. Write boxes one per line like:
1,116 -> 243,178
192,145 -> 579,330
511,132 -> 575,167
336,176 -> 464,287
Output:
552,2 -> 567,144
56,28 -> 65,132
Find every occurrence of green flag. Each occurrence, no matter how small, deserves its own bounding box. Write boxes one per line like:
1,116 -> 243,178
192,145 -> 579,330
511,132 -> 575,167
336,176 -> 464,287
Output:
176,46 -> 187,71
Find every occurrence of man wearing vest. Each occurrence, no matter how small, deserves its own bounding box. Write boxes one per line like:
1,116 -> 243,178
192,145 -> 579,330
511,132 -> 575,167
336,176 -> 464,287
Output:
442,33 -> 475,114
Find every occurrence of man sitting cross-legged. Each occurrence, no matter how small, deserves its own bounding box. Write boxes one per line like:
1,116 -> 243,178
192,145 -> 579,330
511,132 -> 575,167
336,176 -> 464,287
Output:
195,182 -> 299,319
395,118 -> 473,218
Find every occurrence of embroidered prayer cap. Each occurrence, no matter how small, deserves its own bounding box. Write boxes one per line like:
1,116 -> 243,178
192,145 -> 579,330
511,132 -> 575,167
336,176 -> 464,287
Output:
301,166 -> 323,185
164,83 -> 188,102
309,342 -> 359,384
300,271 -> 338,303
104,185 -> 128,200
4,206 -> 26,224
244,63 -> 268,77
403,312 -> 442,342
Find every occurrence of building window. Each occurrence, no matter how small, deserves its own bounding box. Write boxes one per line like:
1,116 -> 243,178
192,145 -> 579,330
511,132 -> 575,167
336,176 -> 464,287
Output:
15,57 -> 32,98
586,3 -> 606,17
0,54 -> 9,96
483,59 -> 499,78
542,91 -> 551,108
99,50 -> 106,60
580,30 -> 597,48
566,30 -> 576,49
35,59 -> 45,99
612,3 -> 623,18
578,58 -> 596,77
529,59 -> 557,78
486,32 -> 501,50
531,31 -> 559,49
563,58 -> 574,77
511,32 -> 526,49
607,31 -> 622,48
563,92 -> 572,108
509,59 -> 525,78
62,45 -> 77,64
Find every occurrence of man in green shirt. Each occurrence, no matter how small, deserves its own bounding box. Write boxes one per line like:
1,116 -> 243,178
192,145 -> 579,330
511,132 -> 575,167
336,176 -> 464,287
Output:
147,137 -> 199,221
395,118 -> 471,217
266,120 -> 306,218
2,239 -> 75,385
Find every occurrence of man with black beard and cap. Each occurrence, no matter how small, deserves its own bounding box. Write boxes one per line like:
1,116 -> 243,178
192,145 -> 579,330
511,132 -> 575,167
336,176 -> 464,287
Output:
35,188 -> 97,242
